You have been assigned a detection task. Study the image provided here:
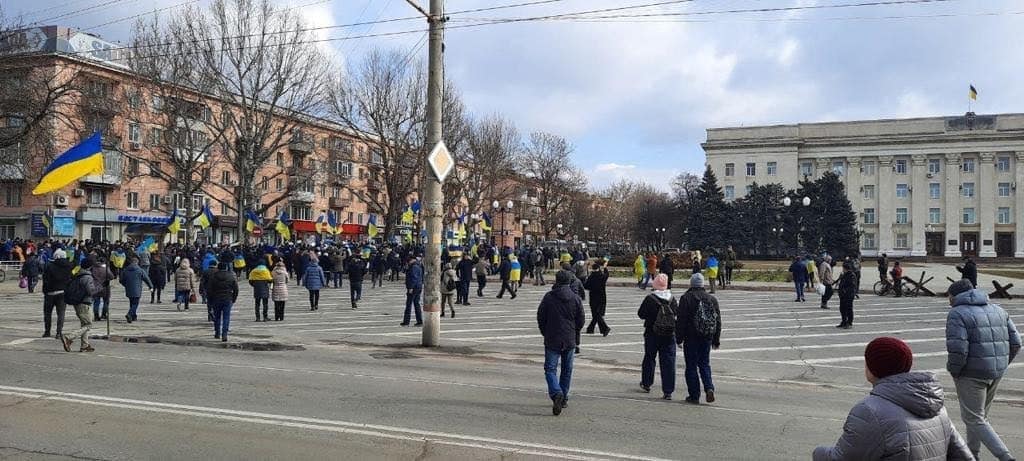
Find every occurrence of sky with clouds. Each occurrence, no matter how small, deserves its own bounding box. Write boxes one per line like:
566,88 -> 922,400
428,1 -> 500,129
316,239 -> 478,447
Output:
7,0 -> 1024,192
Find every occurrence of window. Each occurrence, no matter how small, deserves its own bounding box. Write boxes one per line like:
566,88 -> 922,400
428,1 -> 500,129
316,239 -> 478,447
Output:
358,213 -> 364,225
0,225 -> 15,240
997,156 -> 1011,172
192,194 -> 203,211
149,161 -> 161,177
126,90 -> 141,109
832,160 -> 844,176
320,184 -> 326,198
127,122 -> 141,144
724,185 -> 735,200
335,161 -> 353,176
862,232 -> 876,249
744,185 -> 753,196
895,233 -> 909,249
276,178 -> 283,191
260,176 -> 268,191
149,194 -> 160,210
767,162 -> 777,176
928,159 -> 941,175
149,127 -> 163,146
895,159 -> 907,174
276,153 -> 284,167
745,162 -> 756,176
202,168 -> 210,181
961,182 -> 974,198
800,161 -> 813,177
998,182 -> 1011,197
151,95 -> 164,112
3,183 -> 22,207
895,207 -> 908,224
962,207 -> 976,224
862,161 -> 876,176
221,202 -> 229,215
126,192 -> 139,209
863,208 -> 875,224
289,205 -> 312,221
862,185 -> 875,199
331,187 -> 340,198
724,163 -> 734,177
998,207 -> 1011,224
929,208 -> 941,224
87,188 -> 106,206
347,211 -> 354,223
929,183 -> 941,199
962,158 -> 975,173
221,171 -> 231,185
127,157 -> 140,176
896,184 -> 909,198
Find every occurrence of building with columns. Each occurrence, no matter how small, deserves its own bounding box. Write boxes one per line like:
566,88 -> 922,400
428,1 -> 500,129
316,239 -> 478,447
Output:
702,113 -> 1024,258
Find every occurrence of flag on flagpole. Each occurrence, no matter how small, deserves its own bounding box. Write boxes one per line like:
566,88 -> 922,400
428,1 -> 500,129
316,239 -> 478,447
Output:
167,209 -> 181,234
327,211 -> 339,235
480,212 -> 492,232
368,214 -> 379,238
194,205 -> 214,230
275,211 -> 291,241
401,207 -> 415,224
136,236 -> 156,254
969,84 -> 978,101
244,210 -> 261,233
41,212 -> 52,235
315,214 -> 327,234
411,200 -> 422,214
32,132 -> 104,195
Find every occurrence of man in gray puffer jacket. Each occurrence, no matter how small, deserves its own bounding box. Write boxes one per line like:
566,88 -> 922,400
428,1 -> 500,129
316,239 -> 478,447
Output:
945,279 -> 1021,461
814,337 -> 972,460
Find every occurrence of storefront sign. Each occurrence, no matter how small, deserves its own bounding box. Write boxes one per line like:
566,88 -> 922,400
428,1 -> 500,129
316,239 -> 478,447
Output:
52,210 -> 76,237
116,214 -> 172,224
30,214 -> 47,237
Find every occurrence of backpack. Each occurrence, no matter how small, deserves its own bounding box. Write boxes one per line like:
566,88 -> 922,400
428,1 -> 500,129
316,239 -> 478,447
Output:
444,275 -> 456,292
694,296 -> 719,337
652,296 -> 677,336
64,273 -> 90,305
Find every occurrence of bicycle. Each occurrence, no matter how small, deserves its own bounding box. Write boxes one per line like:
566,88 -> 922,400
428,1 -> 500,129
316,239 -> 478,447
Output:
873,278 -> 913,297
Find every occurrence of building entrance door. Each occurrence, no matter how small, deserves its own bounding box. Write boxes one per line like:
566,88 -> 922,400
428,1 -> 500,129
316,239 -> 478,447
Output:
925,232 -> 944,256
996,232 -> 1014,257
960,233 -> 979,257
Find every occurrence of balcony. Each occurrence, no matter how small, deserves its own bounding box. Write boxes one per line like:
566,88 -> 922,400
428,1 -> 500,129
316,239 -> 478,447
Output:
80,151 -> 122,187
329,197 -> 352,209
291,190 -> 315,203
287,165 -> 313,177
366,179 -> 382,193
331,174 -> 352,186
289,139 -> 314,153
84,98 -> 120,115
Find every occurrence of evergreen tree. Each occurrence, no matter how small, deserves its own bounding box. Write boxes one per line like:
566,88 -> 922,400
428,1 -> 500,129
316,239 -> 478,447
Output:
794,172 -> 858,258
685,166 -> 730,251
735,183 -> 787,256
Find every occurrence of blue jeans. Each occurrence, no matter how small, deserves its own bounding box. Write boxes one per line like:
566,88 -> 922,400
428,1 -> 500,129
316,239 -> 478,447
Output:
92,295 -> 109,319
639,273 -> 651,288
127,297 -> 141,319
641,335 -> 676,395
333,272 -> 343,288
794,279 -> 805,300
403,288 -> 422,324
683,338 -> 714,400
211,300 -> 232,339
544,347 -> 574,399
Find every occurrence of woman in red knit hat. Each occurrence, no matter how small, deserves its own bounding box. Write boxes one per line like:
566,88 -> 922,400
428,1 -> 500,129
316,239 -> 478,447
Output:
813,337 -> 972,460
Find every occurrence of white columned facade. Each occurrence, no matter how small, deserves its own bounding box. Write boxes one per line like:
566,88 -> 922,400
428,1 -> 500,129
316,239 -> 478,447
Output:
911,155 -> 928,256
978,152 -> 998,257
877,156 -> 894,254
944,153 -> 962,257
1016,152 -> 1024,257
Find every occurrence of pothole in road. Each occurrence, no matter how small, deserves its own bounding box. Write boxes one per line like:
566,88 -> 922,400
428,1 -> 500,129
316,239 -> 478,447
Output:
369,351 -> 418,360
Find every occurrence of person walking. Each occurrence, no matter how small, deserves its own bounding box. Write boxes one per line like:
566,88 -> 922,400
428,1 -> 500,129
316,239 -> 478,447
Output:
509,255 -> 522,298
956,257 -> 979,288
945,279 -> 1021,461
818,256 -> 835,309
537,270 -> 585,416
890,261 -> 904,297
60,258 -> 102,353
206,260 -> 239,342
148,252 -> 166,304
20,252 -> 43,293
41,249 -> 73,339
89,257 -> 115,321
788,256 -> 808,302
301,258 -> 326,311
270,260 -> 289,321
173,258 -> 197,312
876,252 -> 888,283
850,253 -> 862,299
637,274 -> 677,400
658,254 -> 674,290
724,246 -> 737,286
813,337 -> 972,460
676,273 -> 721,404
440,262 -> 458,318
402,257 -> 424,326
119,256 -> 153,323
583,261 -> 610,336
634,254 -> 647,289
533,248 -> 546,286
837,261 -> 857,329
496,254 -> 514,299
456,253 -> 474,306
474,257 -> 489,298
248,263 -> 272,321
347,253 -> 366,309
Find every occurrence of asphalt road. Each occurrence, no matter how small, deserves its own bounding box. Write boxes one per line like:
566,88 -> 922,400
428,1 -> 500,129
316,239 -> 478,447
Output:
1,277 -> 1022,460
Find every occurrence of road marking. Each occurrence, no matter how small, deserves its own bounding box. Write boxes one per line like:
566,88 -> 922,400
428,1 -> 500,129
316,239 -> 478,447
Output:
776,351 -> 949,365
2,338 -> 44,346
0,385 -> 673,461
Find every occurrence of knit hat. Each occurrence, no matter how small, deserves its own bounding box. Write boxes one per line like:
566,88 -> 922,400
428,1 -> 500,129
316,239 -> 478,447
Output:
555,270 -> 574,286
652,274 -> 669,290
864,337 -> 913,379
690,273 -> 705,288
80,258 -> 94,270
948,279 -> 974,297
53,249 -> 66,260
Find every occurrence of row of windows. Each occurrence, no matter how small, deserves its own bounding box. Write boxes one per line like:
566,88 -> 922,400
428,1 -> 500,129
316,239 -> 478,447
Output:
862,182 -> 1016,199
724,162 -> 777,177
862,207 -> 1014,225
792,155 -> 1016,178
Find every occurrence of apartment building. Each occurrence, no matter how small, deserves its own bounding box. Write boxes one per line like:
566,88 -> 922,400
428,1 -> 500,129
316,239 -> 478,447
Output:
703,112 -> 1024,258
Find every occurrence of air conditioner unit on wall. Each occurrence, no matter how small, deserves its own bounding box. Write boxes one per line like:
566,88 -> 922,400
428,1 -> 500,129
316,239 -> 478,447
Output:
926,173 -> 934,178
54,195 -> 69,207
72,188 -> 85,197
162,196 -> 173,205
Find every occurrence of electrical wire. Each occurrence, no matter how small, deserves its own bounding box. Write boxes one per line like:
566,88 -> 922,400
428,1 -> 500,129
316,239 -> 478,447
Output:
80,0 -> 200,31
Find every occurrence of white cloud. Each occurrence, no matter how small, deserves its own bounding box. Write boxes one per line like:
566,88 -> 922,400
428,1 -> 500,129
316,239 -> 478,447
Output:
594,163 -> 636,173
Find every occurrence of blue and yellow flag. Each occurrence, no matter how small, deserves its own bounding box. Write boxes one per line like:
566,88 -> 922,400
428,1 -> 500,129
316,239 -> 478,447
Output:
41,212 -> 52,235
32,132 -> 104,195
167,209 -> 181,234
315,214 -> 327,234
969,84 -> 978,100
110,249 -> 126,268
411,200 -> 421,214
401,207 -> 415,225
194,205 -> 214,230
136,236 -> 157,254
244,210 -> 261,233
368,214 -> 379,238
327,211 -> 339,235
480,212 -> 492,232
275,211 -> 291,241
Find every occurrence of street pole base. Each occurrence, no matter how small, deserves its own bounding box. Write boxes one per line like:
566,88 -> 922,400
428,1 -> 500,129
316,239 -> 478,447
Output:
422,311 -> 440,347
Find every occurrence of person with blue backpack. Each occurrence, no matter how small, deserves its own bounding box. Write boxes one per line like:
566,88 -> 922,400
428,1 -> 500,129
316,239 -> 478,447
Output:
676,273 -> 722,405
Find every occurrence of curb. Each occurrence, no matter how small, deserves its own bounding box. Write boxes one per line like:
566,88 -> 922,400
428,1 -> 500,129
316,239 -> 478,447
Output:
91,334 -> 305,352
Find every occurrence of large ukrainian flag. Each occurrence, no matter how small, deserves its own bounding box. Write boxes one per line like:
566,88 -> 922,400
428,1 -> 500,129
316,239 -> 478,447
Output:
32,132 -> 104,195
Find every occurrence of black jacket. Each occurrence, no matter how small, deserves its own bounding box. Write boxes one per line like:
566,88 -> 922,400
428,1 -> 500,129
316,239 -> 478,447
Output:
206,269 -> 239,303
347,257 -> 367,282
676,287 -> 722,346
498,260 -> 512,281
42,258 -> 74,294
957,261 -> 978,286
838,270 -> 857,300
457,258 -> 474,282
638,292 -> 678,337
658,258 -> 674,279
536,285 -> 585,351
584,269 -> 608,308
64,272 -> 101,305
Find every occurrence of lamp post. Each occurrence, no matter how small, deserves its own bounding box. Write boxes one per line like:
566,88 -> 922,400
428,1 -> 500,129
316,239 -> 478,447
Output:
492,200 -> 513,248
520,219 -> 530,247
781,196 -> 811,254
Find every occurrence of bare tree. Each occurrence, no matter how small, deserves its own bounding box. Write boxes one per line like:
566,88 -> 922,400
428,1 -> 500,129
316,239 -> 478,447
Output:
450,113 -> 521,229
520,132 -> 587,239
440,82 -> 471,225
151,0 -> 330,235
330,48 -> 426,238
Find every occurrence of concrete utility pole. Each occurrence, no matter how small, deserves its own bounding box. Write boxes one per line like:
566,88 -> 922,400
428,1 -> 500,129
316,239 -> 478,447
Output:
413,0 -> 445,346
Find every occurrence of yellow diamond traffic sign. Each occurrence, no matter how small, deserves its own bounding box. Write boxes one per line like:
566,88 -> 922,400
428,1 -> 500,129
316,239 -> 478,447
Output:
427,141 -> 454,183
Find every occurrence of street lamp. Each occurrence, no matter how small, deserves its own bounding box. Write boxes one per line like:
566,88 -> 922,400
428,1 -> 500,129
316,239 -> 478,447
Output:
782,196 -> 811,207
520,219 -> 530,246
492,200 -> 513,248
